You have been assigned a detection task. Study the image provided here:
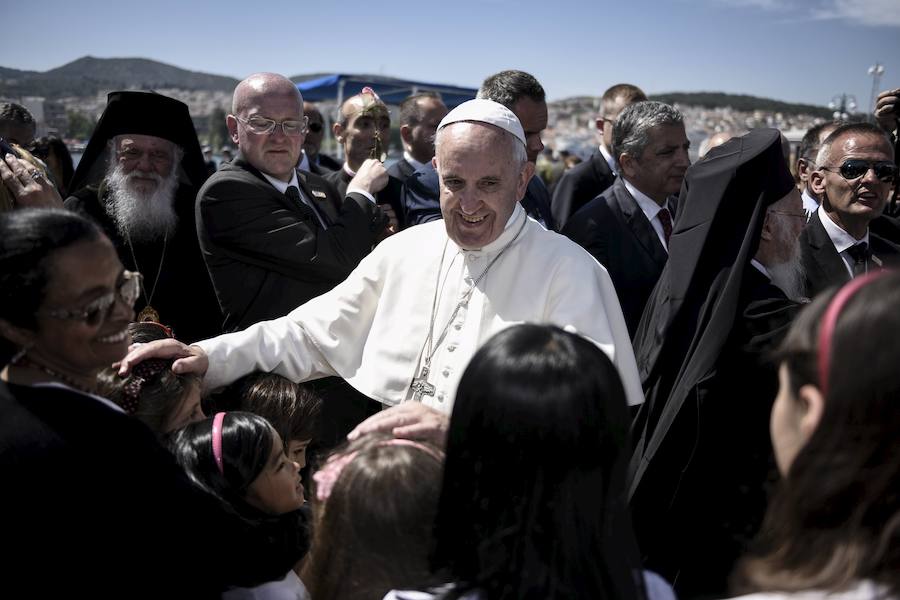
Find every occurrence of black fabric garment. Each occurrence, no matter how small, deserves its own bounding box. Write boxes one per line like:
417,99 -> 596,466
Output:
0,380 -> 307,599
629,129 -> 799,598
386,156 -> 417,184
325,166 -> 407,230
65,183 -> 222,343
562,178 -> 669,337
551,150 -> 616,229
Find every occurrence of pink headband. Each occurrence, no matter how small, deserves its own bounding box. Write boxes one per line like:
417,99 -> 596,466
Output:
312,438 -> 444,503
212,412 -> 226,476
817,271 -> 887,397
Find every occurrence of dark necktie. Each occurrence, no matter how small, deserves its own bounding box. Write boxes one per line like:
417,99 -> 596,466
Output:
846,241 -> 871,277
658,207 -> 673,246
286,185 -> 328,228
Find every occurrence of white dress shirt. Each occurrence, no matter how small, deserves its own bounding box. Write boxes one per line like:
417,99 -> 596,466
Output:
599,144 -> 618,176
801,188 -> 819,219
297,151 -> 311,172
622,179 -> 672,252
261,170 -> 328,229
818,205 -> 869,277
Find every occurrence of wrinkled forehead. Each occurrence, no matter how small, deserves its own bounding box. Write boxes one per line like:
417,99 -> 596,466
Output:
115,133 -> 176,154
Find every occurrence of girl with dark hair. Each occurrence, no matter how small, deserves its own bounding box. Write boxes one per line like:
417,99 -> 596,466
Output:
29,134 -> 75,197
390,323 -> 673,600
302,432 -> 444,600
169,411 -> 310,600
95,321 -> 204,437
0,209 -> 307,597
730,271 -> 900,599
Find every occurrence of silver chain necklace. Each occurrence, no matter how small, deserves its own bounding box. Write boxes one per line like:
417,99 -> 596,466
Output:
410,217 -> 527,402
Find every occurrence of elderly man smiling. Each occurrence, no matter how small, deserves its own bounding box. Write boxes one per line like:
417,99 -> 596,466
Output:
120,98 -> 642,443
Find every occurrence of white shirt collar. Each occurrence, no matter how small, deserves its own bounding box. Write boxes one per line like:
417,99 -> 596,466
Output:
750,258 -> 771,280
818,204 -> 869,253
298,151 -> 310,172
599,144 -> 617,175
402,151 -> 430,172
801,188 -> 820,215
343,163 -> 356,178
261,169 -> 300,194
622,178 -> 667,220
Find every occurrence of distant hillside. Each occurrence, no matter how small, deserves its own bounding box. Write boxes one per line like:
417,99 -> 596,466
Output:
648,92 -> 832,119
0,56 -> 239,97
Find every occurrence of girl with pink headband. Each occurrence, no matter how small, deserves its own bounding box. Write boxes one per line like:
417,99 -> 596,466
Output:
730,271 -> 900,598
169,411 -> 311,600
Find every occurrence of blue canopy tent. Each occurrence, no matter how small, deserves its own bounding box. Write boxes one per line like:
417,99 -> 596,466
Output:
295,73 -> 477,108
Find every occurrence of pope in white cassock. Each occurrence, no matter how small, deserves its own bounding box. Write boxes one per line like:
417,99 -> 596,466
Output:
120,99 -> 642,442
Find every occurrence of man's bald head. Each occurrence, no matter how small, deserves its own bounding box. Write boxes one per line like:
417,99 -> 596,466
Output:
232,73 -> 303,115
333,91 -> 390,169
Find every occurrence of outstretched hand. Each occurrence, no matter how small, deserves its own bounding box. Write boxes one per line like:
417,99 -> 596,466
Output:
348,402 -> 449,448
116,338 -> 209,378
0,154 -> 64,209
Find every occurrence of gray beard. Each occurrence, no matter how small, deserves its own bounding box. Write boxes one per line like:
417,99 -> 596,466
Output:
768,243 -> 808,302
104,163 -> 178,243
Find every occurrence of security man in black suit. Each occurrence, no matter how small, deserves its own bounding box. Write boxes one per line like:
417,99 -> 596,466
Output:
387,92 -> 447,185
800,122 -> 900,298
563,101 -> 690,336
551,83 -> 646,229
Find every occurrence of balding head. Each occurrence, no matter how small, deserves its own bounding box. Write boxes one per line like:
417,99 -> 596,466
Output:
227,73 -> 306,181
333,91 -> 390,170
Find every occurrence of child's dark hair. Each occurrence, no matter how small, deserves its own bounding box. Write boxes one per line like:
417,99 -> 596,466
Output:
232,373 -> 322,449
95,322 -> 200,437
168,411 -> 276,518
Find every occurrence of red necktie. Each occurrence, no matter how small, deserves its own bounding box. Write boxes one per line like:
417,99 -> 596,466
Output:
658,207 -> 673,245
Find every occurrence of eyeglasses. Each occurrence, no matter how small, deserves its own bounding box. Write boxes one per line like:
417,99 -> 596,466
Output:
42,271 -> 143,326
235,115 -> 308,136
306,122 -> 323,133
821,160 -> 898,183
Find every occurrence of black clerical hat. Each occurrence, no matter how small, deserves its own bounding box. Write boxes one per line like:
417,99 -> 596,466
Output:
68,91 -> 208,195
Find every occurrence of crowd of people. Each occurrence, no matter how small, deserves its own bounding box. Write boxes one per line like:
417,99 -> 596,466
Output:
1,74 -> 899,599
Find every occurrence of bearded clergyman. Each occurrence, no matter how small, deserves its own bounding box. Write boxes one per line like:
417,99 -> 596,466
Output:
65,91 -> 221,342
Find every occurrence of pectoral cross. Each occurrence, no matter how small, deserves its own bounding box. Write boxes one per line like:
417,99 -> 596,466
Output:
410,365 -> 436,402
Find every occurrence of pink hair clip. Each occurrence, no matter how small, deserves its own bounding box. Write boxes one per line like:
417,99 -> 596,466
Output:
212,412 -> 226,476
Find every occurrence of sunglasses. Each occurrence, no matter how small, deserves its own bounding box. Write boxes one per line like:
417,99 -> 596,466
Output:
821,159 -> 898,183
42,271 -> 143,327
307,122 -> 323,133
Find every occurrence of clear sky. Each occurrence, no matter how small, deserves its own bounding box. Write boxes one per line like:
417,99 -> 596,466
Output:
4,0 -> 899,110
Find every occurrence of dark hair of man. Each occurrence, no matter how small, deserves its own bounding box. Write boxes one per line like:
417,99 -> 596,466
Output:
798,122 -> 838,162
168,411 -> 277,519
611,101 -> 684,166
95,322 -> 200,438
600,84 -> 647,118
477,70 -> 545,109
398,92 -> 443,127
29,135 -> 75,191
303,432 -> 443,600
432,324 -> 645,600
817,121 -> 894,163
0,208 -> 101,330
0,102 -> 36,128
234,372 -> 322,447
732,272 -> 900,596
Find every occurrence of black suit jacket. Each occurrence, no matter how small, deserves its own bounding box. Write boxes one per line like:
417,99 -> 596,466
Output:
800,211 -> 900,298
324,166 -> 407,230
562,178 -> 668,336
386,157 -> 417,184
551,150 -> 616,229
197,153 -> 386,331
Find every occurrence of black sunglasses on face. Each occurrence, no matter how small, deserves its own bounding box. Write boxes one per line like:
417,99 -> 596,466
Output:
822,159 -> 899,183
307,122 -> 323,133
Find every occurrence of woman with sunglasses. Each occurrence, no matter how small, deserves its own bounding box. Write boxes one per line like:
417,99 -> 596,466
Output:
0,208 -> 307,598
729,271 -> 900,598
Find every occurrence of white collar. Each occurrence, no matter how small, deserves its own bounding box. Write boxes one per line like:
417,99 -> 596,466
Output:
750,258 -> 771,280
262,169 -> 300,194
599,144 -> 617,175
801,187 -> 820,214
298,151 -> 310,172
402,152 -> 430,172
818,204 -> 869,252
343,163 -> 356,178
623,178 -> 668,220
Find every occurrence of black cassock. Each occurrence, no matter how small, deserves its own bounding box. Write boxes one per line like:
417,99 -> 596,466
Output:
628,129 -> 801,598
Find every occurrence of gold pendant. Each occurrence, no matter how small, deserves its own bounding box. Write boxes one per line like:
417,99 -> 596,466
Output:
137,305 -> 161,323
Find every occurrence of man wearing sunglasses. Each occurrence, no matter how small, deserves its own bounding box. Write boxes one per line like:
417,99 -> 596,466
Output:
800,122 -> 900,298
300,102 -> 341,174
